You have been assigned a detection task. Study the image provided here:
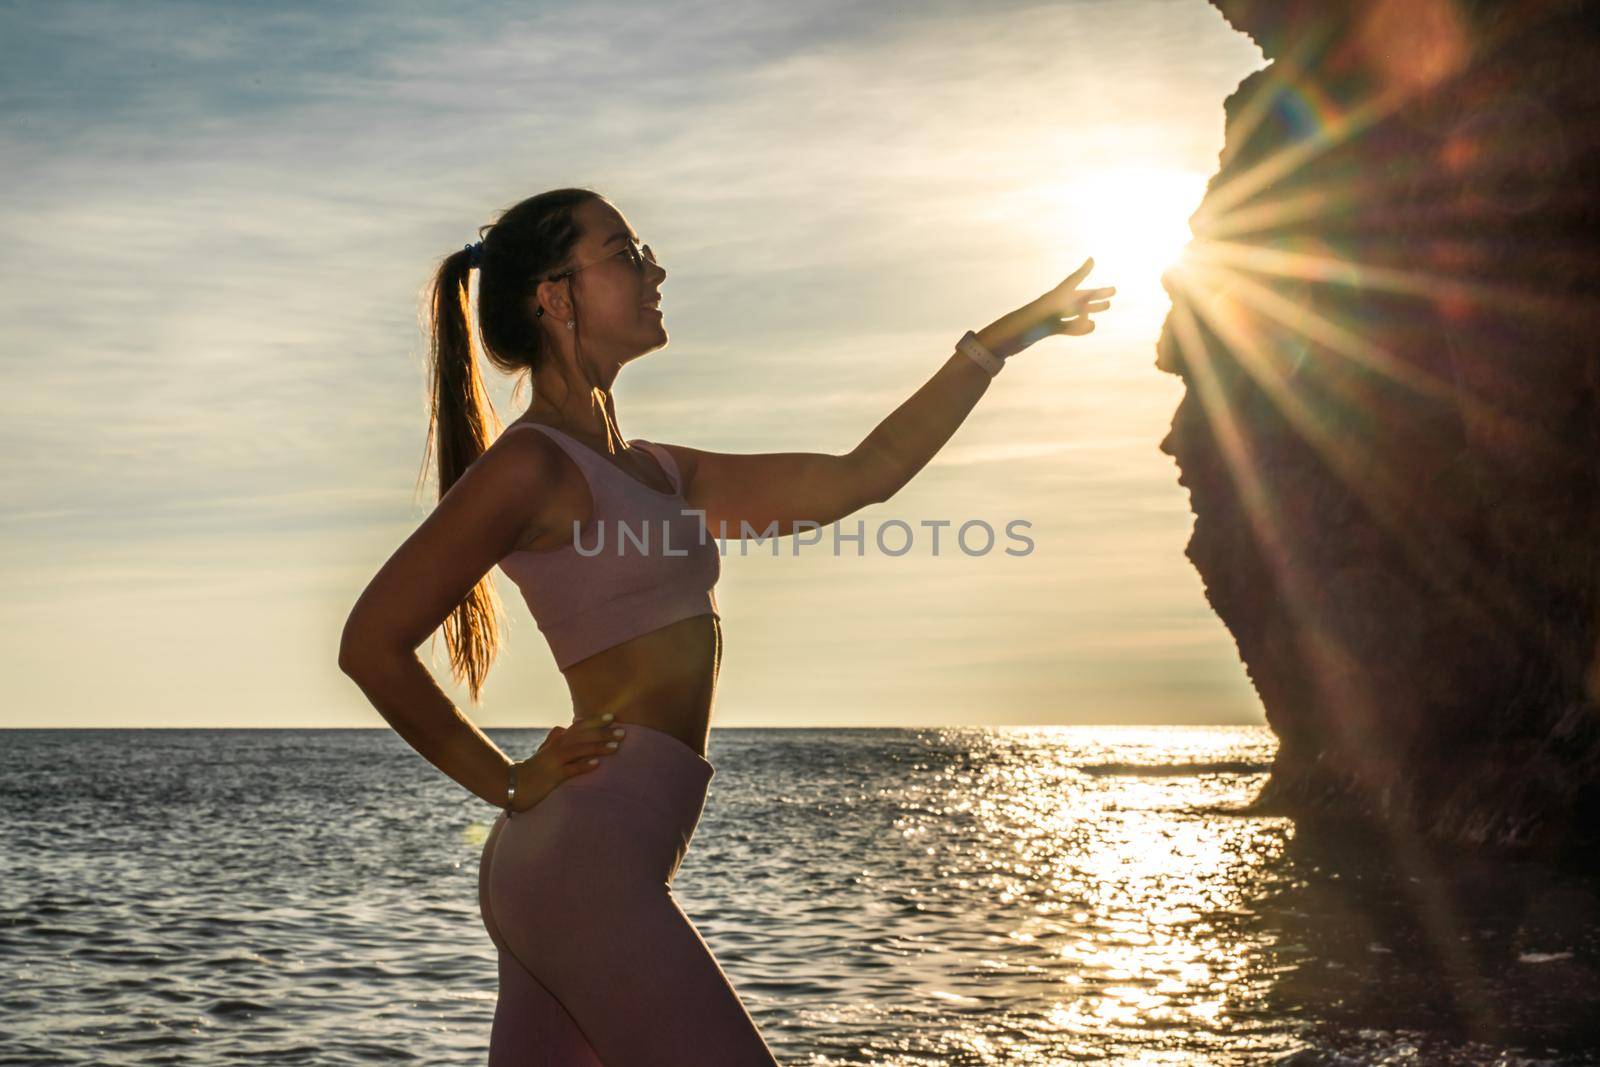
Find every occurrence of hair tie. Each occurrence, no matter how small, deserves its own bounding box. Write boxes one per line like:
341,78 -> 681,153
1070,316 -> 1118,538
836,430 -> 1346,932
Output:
464,241 -> 484,269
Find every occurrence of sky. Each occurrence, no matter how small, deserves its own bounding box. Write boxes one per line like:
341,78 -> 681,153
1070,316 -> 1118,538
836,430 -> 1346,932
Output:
1,0 -> 1267,728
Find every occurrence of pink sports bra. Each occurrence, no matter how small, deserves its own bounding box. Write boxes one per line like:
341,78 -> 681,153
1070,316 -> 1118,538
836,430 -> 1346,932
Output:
495,423 -> 722,670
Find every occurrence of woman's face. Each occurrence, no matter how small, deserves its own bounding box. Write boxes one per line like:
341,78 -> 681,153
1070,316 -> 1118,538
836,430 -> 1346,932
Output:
539,198 -> 668,367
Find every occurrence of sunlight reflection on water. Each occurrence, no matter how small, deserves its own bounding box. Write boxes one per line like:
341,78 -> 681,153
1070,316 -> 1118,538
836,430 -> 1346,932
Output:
821,726 -> 1292,1064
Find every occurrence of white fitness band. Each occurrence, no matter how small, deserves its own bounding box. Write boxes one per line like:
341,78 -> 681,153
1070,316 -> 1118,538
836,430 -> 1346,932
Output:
956,330 -> 1005,377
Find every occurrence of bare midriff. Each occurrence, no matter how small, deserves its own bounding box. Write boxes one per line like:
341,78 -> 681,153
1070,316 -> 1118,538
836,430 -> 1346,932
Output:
558,612 -> 722,759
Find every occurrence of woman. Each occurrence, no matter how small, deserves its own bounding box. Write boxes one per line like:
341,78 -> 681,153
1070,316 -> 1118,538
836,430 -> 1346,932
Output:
338,187 -> 1113,1065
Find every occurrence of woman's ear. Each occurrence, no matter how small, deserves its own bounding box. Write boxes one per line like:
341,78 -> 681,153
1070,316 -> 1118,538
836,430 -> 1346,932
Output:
532,279 -> 569,322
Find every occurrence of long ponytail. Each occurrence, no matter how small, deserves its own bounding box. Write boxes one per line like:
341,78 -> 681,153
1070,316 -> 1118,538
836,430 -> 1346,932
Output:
419,244 -> 504,704
415,188 -> 602,703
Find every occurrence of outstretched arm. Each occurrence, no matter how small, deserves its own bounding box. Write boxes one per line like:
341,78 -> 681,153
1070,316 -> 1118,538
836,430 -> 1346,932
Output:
659,258 -> 1114,538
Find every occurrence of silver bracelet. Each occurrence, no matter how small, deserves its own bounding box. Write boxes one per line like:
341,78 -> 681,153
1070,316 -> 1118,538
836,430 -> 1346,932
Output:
956,330 -> 1005,376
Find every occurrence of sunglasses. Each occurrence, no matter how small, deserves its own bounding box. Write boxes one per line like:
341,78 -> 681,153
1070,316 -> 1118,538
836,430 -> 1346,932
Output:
544,239 -> 658,283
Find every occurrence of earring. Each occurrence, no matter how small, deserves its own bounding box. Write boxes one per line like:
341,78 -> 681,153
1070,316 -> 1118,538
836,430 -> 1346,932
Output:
566,320 -> 575,330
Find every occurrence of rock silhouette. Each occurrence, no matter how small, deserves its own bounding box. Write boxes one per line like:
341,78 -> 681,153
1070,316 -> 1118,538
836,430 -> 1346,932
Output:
1157,0 -> 1600,850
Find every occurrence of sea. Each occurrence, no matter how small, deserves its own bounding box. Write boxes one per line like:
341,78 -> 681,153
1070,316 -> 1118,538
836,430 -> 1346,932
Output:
4,726 -> 1600,1066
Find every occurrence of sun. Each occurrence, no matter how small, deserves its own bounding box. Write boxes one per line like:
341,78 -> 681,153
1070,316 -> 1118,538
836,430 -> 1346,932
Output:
1053,167 -> 1210,338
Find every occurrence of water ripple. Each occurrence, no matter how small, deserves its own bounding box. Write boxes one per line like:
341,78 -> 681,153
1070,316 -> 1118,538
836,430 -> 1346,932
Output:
4,727 -> 1599,1064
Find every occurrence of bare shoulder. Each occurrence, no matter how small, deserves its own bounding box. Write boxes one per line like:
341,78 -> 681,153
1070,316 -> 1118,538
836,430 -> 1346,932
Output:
454,423 -> 571,537
489,421 -> 568,486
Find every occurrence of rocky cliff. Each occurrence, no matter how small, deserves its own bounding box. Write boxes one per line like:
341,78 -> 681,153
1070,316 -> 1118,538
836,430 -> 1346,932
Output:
1156,0 -> 1600,850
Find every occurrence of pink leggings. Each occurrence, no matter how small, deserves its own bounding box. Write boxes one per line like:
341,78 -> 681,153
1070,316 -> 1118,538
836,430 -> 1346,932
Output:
478,722 -> 780,1066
